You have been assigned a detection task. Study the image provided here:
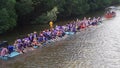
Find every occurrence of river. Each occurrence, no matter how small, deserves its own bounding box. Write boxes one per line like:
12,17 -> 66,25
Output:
0,6 -> 120,68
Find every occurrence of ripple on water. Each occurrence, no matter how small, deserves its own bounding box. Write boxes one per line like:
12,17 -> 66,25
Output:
1,7 -> 120,68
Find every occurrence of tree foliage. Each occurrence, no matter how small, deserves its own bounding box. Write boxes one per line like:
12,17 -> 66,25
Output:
35,7 -> 59,24
0,0 -> 17,34
16,0 -> 34,15
0,0 -> 120,34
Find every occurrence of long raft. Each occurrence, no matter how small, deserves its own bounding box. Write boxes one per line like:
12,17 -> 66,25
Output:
0,16 -> 111,60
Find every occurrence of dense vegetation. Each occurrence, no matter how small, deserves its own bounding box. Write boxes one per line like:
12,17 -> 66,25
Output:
0,0 -> 120,34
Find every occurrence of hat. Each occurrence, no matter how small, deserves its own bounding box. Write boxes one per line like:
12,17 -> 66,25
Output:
34,31 -> 37,33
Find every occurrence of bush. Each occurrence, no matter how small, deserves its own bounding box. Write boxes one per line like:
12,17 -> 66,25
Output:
35,7 -> 59,24
0,0 -> 17,34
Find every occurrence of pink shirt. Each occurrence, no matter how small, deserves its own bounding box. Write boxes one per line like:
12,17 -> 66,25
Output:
0,48 -> 8,56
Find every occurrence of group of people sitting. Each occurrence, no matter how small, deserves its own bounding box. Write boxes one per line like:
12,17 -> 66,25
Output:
105,11 -> 116,18
0,16 -> 102,57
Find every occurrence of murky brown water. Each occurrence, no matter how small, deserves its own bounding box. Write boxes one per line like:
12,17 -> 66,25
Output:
1,6 -> 120,68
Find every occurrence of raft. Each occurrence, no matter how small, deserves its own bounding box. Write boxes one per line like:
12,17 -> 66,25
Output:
105,13 -> 116,19
105,14 -> 112,18
0,51 -> 20,60
33,46 -> 39,48
0,46 -> 20,60
8,51 -> 20,58
0,41 -> 8,47
65,32 -> 75,35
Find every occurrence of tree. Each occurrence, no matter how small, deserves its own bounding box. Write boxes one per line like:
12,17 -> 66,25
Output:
16,0 -> 34,15
47,7 -> 59,21
0,0 -> 17,34
35,7 -> 59,24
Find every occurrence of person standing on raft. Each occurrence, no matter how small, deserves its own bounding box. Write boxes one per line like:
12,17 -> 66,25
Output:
49,21 -> 54,29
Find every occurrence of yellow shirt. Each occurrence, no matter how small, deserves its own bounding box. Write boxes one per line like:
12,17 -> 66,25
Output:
49,21 -> 53,28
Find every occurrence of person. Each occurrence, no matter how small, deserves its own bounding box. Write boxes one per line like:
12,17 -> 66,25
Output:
33,31 -> 38,39
49,21 -> 53,29
80,22 -> 86,30
32,38 -> 41,47
14,40 -> 24,54
105,11 -> 112,18
0,47 -> 8,57
111,11 -> 116,17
